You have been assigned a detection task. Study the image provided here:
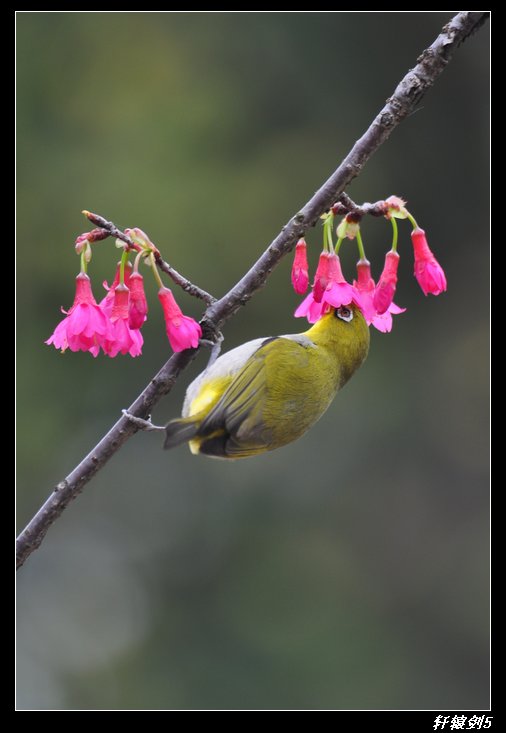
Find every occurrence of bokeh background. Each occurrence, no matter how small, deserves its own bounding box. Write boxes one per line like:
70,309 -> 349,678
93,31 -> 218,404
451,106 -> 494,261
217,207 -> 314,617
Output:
17,12 -> 489,710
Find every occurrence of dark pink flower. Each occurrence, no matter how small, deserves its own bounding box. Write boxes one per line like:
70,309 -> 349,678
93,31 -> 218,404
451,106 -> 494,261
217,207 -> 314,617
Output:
294,291 -> 330,323
99,261 -> 133,318
158,287 -> 202,352
322,253 -> 362,310
296,254 -> 363,323
291,238 -> 309,294
370,302 -> 406,333
373,250 -> 400,315
312,251 -> 332,303
411,227 -> 447,296
353,259 -> 377,324
46,273 -> 111,357
103,284 -> 143,358
128,272 -> 148,329
324,281 -> 359,309
312,251 -> 359,306
353,258 -> 405,333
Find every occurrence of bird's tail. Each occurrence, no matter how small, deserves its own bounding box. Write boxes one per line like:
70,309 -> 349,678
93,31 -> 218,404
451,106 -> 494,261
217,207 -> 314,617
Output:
164,416 -> 201,450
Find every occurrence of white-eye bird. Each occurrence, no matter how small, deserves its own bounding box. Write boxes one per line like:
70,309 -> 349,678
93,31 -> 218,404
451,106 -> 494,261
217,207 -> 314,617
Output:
164,303 -> 370,459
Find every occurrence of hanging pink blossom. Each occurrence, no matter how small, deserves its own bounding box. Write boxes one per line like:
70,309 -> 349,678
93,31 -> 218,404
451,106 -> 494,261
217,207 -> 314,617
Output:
158,287 -> 202,352
99,261 -> 133,318
296,254 -> 363,323
291,238 -> 309,295
373,250 -> 400,315
353,259 -> 405,333
411,227 -> 447,296
103,284 -> 143,358
46,273 -> 112,357
312,251 -> 332,303
128,272 -> 148,329
294,291 -> 330,323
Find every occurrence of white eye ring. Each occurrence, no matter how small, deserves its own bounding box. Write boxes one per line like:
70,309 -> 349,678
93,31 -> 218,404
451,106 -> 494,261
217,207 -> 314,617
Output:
336,306 -> 353,322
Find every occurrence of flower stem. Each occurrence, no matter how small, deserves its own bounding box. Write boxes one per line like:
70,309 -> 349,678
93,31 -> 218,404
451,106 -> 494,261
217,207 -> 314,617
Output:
133,250 -> 144,274
406,212 -> 418,229
390,216 -> 399,253
323,212 -> 334,252
356,228 -> 366,261
80,251 -> 87,274
119,249 -> 130,285
334,236 -> 344,255
150,253 -> 164,289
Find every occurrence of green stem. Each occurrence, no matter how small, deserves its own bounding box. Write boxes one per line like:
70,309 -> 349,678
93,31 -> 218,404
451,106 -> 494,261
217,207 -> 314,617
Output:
356,228 -> 367,261
390,217 -> 399,253
334,236 -> 344,255
119,249 -> 130,285
323,212 -> 334,252
150,253 -> 164,289
80,251 -> 87,274
406,212 -> 418,229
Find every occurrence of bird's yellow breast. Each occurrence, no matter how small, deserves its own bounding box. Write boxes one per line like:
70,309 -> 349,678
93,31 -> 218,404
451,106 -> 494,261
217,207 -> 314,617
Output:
187,376 -> 232,417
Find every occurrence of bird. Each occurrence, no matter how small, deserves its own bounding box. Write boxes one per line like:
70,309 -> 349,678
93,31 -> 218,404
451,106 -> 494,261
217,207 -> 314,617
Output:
164,303 -> 370,459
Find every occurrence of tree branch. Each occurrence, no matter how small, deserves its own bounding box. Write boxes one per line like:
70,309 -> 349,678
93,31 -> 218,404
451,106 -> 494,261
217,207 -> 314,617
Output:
16,11 -> 489,570
82,211 -> 217,305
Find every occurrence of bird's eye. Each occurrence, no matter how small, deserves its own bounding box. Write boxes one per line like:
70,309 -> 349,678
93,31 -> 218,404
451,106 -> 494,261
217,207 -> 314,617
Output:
336,306 -> 353,322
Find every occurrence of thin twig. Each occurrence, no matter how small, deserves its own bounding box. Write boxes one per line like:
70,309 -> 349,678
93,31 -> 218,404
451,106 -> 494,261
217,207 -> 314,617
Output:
81,211 -> 141,251
83,211 -> 216,305
152,251 -> 216,305
16,11 -> 489,570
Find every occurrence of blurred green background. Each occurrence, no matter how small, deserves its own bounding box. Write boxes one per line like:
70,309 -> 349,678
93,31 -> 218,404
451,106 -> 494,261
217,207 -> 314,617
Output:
17,12 -> 489,710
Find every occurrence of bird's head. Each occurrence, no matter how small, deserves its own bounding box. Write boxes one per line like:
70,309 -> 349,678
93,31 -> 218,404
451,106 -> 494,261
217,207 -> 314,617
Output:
305,303 -> 370,383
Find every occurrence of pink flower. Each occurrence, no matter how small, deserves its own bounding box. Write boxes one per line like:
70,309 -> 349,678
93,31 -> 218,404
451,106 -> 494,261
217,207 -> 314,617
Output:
128,272 -> 148,329
369,302 -> 405,333
353,258 -> 378,324
313,251 -> 332,303
103,284 -> 143,357
291,238 -> 309,294
323,253 -> 362,310
373,250 -> 400,315
99,261 -> 133,318
295,254 -> 363,323
294,291 -> 330,323
158,287 -> 202,352
411,227 -> 447,296
353,258 -> 405,333
46,273 -> 112,357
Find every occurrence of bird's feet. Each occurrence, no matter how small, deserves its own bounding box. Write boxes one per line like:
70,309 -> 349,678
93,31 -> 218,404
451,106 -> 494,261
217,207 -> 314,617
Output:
200,331 -> 224,368
121,410 -> 165,432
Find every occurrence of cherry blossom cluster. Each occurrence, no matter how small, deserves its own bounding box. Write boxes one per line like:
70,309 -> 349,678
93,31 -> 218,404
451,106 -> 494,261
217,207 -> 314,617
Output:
291,196 -> 447,332
46,226 -> 202,357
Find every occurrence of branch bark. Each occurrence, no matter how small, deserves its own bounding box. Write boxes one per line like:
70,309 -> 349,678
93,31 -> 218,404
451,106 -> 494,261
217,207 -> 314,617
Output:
16,11 -> 489,569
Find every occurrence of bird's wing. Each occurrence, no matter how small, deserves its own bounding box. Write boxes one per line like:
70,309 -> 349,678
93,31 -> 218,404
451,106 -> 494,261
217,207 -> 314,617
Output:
197,336 -> 311,457
183,337 -> 267,416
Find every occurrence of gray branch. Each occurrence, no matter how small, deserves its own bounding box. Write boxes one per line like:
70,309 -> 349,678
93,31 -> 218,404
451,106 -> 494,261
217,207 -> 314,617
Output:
16,11 -> 489,569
